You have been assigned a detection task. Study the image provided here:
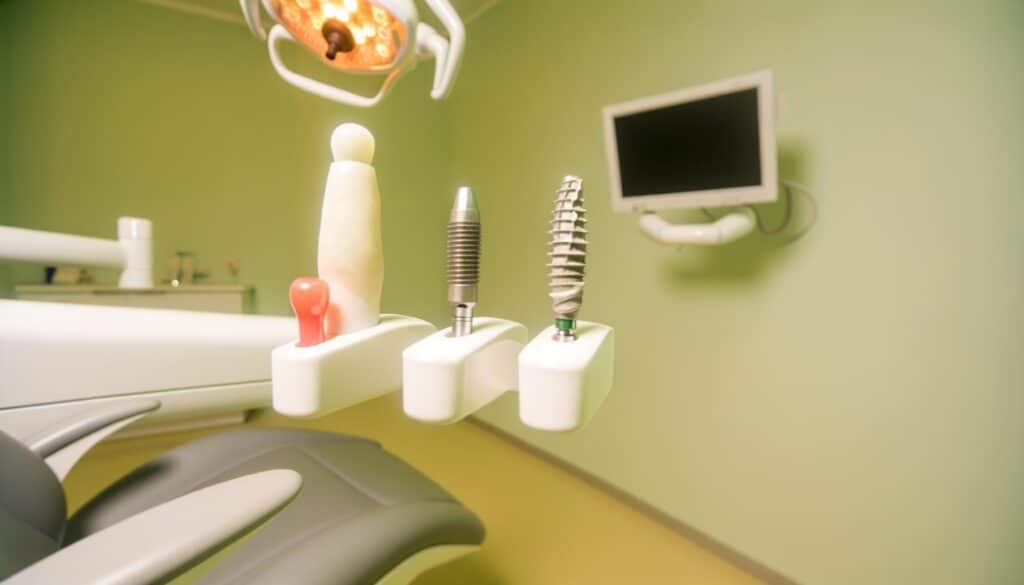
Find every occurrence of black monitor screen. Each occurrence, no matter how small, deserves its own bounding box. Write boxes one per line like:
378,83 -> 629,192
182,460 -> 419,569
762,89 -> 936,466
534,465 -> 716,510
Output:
614,88 -> 762,197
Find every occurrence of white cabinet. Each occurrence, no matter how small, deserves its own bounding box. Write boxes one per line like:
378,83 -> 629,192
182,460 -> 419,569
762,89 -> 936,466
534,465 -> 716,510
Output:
14,284 -> 252,314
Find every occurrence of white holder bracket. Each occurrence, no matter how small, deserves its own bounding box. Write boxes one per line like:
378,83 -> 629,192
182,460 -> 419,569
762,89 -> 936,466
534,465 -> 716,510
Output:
402,318 -> 614,432
519,322 -> 615,432
271,315 -> 436,418
638,208 -> 755,246
403,317 -> 527,425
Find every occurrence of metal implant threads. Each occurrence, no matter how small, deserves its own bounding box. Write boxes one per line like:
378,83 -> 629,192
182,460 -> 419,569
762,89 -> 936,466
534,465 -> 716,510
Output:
548,176 -> 587,342
447,187 -> 481,337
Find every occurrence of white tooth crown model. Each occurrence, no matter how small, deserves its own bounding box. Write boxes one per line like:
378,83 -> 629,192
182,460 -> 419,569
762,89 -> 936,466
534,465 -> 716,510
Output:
320,123 -> 383,336
271,123 -> 434,418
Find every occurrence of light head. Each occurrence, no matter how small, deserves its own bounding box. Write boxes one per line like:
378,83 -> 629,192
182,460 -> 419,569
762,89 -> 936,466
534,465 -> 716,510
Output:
241,0 -> 465,107
262,0 -> 414,73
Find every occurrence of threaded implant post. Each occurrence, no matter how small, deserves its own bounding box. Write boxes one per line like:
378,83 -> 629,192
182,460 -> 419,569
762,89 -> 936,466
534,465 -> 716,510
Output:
447,187 -> 481,336
548,176 -> 587,341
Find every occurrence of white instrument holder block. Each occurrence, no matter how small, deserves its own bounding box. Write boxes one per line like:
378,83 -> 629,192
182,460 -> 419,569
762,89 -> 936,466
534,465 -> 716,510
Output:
272,314 -> 436,418
519,322 -> 615,432
402,317 -> 614,432
403,317 -> 527,425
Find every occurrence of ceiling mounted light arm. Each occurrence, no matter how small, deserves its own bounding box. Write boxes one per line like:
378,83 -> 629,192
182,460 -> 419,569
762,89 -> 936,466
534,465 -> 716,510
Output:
420,0 -> 464,99
415,23 -> 449,99
240,0 -> 267,40
239,0 -> 465,108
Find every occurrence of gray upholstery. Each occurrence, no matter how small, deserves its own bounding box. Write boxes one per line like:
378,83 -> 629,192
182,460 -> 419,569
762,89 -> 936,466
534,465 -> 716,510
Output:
67,427 -> 485,585
0,430 -> 66,580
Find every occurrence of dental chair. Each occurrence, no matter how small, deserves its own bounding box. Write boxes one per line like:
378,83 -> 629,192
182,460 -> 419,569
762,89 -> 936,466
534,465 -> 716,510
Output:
0,405 -> 485,584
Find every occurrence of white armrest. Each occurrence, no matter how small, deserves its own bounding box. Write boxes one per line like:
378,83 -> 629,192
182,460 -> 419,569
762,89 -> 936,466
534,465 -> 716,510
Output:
6,469 -> 302,585
22,399 -> 161,481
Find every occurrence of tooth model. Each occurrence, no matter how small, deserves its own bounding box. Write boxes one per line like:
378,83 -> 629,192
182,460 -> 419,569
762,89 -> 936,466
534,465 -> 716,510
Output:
271,124 -> 436,419
318,123 -> 383,335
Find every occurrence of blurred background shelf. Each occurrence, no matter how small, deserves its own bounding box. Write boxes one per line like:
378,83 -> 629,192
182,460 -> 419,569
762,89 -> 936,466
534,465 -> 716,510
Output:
14,284 -> 253,314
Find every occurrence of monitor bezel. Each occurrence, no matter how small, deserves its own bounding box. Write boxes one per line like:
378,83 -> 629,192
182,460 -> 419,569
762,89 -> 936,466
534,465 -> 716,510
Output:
603,69 -> 777,213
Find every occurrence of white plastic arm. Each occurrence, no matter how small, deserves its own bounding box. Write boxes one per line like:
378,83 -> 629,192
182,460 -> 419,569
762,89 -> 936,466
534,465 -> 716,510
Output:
403,317 -> 527,424
23,399 -> 161,481
266,25 -> 408,108
5,469 -> 302,585
420,0 -> 465,100
402,318 -> 614,432
415,23 -> 450,99
638,208 -> 756,246
0,217 -> 152,288
272,314 -> 436,418
240,0 -> 267,40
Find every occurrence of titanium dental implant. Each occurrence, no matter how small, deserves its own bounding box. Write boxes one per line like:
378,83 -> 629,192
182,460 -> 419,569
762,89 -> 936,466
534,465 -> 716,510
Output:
548,175 -> 587,342
447,186 -> 481,336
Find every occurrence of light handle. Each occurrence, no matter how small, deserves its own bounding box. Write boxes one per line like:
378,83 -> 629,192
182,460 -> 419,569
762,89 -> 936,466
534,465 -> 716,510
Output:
266,25 -> 411,108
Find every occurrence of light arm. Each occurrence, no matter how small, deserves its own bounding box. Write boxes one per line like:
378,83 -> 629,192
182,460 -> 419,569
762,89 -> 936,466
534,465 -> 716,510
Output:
5,470 -> 302,585
415,23 -> 450,100
638,208 -> 756,246
239,0 -> 266,40
420,0 -> 465,100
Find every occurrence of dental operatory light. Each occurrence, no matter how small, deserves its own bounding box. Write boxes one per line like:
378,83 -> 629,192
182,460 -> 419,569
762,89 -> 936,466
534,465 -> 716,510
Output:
240,0 -> 465,107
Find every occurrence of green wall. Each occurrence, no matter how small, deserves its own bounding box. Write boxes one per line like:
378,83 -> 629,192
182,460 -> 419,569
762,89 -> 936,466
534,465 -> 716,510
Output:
449,1 -> 1024,584
0,0 -> 12,293
3,0 -> 450,321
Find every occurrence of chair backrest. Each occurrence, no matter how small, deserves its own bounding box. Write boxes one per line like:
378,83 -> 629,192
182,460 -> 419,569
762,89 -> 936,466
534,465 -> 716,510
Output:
0,429 -> 66,580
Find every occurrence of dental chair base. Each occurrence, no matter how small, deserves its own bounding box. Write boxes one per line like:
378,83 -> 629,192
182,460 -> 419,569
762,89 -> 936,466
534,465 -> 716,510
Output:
519,322 -> 615,432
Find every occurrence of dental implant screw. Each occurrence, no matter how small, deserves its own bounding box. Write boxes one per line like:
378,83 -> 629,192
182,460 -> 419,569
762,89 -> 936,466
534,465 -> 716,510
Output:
548,176 -> 587,342
447,187 -> 481,337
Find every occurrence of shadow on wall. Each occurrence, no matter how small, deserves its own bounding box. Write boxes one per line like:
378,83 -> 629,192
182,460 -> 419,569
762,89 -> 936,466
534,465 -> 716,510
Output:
658,141 -> 817,287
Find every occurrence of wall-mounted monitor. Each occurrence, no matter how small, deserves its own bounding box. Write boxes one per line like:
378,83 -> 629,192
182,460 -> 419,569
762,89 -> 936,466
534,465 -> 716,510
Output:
603,70 -> 777,212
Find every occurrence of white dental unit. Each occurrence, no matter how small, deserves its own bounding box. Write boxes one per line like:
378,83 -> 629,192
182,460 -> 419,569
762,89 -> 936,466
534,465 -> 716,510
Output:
0,2 -> 615,582
0,128 -> 613,585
